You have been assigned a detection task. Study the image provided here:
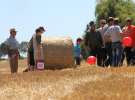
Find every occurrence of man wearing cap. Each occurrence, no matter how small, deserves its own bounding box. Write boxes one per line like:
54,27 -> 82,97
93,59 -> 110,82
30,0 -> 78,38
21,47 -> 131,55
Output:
84,21 -> 103,66
104,17 -> 114,67
3,28 -> 19,73
122,18 -> 135,65
104,18 -> 123,67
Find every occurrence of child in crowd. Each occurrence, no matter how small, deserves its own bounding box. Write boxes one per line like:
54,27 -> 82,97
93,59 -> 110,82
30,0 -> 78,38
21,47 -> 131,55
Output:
74,38 -> 82,65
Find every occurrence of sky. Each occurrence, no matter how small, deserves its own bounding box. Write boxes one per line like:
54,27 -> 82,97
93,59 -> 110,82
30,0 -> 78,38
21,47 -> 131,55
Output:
0,0 -> 96,43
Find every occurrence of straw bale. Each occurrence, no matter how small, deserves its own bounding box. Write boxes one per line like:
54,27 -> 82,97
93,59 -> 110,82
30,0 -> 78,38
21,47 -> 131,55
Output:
42,37 -> 75,69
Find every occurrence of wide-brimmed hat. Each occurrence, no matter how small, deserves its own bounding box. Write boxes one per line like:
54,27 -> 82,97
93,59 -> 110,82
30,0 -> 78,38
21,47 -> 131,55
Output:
10,28 -> 17,33
126,17 -> 132,22
108,17 -> 114,22
114,18 -> 119,21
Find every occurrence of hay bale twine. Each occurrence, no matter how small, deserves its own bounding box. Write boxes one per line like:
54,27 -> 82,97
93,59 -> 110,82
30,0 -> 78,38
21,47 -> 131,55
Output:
42,36 -> 75,69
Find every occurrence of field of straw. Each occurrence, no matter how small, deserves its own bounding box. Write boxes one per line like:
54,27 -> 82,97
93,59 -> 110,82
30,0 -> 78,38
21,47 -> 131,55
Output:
0,59 -> 135,100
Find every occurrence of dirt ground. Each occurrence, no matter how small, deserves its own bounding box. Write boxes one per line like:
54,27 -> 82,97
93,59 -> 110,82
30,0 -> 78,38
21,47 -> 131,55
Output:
0,59 -> 135,100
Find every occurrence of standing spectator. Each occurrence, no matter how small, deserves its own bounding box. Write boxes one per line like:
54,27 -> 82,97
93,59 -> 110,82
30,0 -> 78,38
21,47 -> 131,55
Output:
104,18 -> 123,66
104,17 -> 114,67
74,38 -> 82,65
122,18 -> 135,65
84,21 -> 103,66
2,28 -> 19,73
97,19 -> 108,66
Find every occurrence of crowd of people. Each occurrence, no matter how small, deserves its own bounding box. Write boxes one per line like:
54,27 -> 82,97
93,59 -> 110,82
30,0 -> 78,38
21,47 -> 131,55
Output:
74,17 -> 135,67
1,17 -> 135,74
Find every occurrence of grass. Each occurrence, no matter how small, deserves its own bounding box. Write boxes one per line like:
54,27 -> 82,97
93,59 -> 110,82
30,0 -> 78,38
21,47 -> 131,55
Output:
0,60 -> 135,100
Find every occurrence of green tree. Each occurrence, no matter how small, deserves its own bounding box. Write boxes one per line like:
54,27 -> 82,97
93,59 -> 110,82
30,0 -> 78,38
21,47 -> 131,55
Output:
95,0 -> 135,26
19,41 -> 28,52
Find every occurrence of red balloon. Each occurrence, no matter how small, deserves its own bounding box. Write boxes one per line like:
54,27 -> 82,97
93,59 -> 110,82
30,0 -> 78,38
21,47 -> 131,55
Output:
87,56 -> 96,65
122,37 -> 132,47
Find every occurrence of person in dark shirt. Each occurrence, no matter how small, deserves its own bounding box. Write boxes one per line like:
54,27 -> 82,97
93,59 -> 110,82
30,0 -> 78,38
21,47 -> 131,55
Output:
84,21 -> 103,66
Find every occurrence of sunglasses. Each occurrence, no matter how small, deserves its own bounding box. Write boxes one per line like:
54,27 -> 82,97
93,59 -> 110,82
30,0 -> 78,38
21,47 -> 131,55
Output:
127,20 -> 132,22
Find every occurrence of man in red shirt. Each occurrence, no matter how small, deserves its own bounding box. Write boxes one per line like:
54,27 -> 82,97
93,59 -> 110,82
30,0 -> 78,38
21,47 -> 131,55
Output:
122,18 -> 135,65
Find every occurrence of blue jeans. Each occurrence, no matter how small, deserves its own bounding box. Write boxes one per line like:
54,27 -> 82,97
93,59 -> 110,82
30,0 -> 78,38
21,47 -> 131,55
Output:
112,42 -> 123,67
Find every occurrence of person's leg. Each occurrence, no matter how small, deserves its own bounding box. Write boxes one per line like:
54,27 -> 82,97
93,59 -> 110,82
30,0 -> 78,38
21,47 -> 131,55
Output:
12,57 -> 17,73
76,57 -> 79,65
125,47 -> 132,66
120,50 -> 125,66
108,45 -> 112,66
9,57 -> 14,73
112,47 -> 115,66
14,56 -> 18,73
75,57 -> 80,65
30,50 -> 35,70
112,43 -> 123,67
24,50 -> 31,72
125,48 -> 129,65
103,47 -> 108,67
105,43 -> 112,67
112,43 -> 118,67
117,44 -> 123,66
97,48 -> 102,66
112,43 -> 121,67
75,57 -> 77,65
102,48 -> 107,67
104,47 -> 109,67
77,57 -> 81,65
132,49 -> 135,65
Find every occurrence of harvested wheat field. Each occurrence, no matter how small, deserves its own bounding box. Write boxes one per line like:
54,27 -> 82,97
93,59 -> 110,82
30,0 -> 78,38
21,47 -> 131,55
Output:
0,60 -> 135,100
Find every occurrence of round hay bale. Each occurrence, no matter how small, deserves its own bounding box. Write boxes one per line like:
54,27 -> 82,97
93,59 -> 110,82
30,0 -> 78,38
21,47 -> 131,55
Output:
42,36 -> 75,69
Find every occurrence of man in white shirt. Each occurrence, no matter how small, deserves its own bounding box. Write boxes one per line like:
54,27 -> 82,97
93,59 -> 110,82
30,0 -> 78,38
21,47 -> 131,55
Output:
104,18 -> 123,66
